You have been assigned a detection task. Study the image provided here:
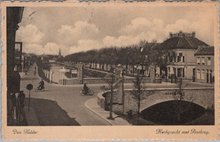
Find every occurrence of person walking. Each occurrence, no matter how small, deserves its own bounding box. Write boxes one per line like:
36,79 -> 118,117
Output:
18,91 -> 25,123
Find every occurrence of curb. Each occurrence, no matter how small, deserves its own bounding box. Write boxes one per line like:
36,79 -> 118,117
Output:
84,98 -> 112,125
45,82 -> 108,88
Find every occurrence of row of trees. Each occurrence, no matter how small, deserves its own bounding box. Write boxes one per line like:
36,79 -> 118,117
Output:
63,40 -> 185,124
63,41 -> 169,71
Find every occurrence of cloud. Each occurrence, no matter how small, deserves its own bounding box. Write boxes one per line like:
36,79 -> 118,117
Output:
22,43 -> 44,55
102,17 -> 211,48
43,42 -> 61,55
103,32 -> 158,47
165,19 -> 212,43
18,17 -> 212,56
43,42 -> 73,56
57,21 -> 100,46
16,24 -> 44,43
121,17 -> 152,35
102,18 -> 165,47
120,18 -> 165,41
23,42 -> 69,56
69,39 -> 102,54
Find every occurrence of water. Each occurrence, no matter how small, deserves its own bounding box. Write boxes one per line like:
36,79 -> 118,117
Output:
140,100 -> 214,125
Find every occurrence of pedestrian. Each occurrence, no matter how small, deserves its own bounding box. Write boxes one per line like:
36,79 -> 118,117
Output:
10,65 -> 20,94
10,93 -> 17,121
18,91 -> 25,122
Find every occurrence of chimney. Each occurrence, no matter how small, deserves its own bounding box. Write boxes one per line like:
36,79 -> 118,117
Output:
169,32 -> 173,38
192,32 -> 195,38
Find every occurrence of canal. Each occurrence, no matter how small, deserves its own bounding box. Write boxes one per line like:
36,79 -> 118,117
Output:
140,100 -> 214,125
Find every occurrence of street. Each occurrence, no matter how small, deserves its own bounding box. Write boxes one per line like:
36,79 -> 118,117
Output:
20,63 -> 214,126
20,64 -> 110,125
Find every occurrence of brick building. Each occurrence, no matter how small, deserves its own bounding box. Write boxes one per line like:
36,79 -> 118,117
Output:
7,7 -> 24,125
7,7 -> 24,93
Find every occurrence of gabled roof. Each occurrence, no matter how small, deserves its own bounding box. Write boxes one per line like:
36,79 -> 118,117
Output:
195,46 -> 214,56
156,31 -> 208,50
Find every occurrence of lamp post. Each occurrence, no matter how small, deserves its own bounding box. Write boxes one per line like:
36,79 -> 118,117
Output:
106,68 -> 116,120
121,69 -> 125,114
140,46 -> 145,76
26,84 -> 33,112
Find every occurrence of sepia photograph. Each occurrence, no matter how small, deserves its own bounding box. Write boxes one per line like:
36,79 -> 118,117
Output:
6,3 -> 216,128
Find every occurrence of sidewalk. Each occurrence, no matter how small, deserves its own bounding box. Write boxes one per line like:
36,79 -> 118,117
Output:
85,98 -> 130,125
24,106 -> 39,126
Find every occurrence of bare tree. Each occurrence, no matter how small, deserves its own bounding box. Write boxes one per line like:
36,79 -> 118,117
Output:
130,73 -> 145,124
132,74 -> 144,115
130,73 -> 155,124
173,78 -> 185,101
171,78 -> 185,122
103,71 -> 120,120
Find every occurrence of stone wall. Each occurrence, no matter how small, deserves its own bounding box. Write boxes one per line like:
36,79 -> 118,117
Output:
100,87 -> 214,115
57,77 -> 152,85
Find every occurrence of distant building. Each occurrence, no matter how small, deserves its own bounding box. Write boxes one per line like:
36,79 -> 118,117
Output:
158,31 -> 209,80
194,46 -> 214,83
58,49 -> 62,58
40,49 -> 63,63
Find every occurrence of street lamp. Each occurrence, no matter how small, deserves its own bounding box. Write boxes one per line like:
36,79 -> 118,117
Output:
121,69 -> 125,115
107,72 -> 115,120
140,46 -> 145,76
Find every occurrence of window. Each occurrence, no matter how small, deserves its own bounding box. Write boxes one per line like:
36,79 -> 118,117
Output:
197,57 -> 200,65
177,56 -> 181,62
201,57 -> 205,65
201,70 -> 205,80
207,57 -> 211,66
197,69 -> 201,79
173,56 -> 176,62
177,53 -> 183,62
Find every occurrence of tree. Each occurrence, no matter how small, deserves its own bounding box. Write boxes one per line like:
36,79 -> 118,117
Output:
130,73 -> 155,124
167,78 -> 185,122
103,72 -> 120,120
173,78 -> 185,101
130,73 -> 145,124
132,74 -> 144,116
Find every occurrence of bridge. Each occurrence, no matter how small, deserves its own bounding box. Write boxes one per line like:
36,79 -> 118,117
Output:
99,85 -> 214,114
139,87 -> 214,112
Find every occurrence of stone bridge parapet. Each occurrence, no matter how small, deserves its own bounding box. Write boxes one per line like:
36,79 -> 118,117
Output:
99,87 -> 214,115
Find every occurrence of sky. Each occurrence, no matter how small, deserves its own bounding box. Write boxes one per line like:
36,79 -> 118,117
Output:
16,5 -> 215,56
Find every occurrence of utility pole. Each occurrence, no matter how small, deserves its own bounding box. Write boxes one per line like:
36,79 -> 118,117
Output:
109,79 -> 113,119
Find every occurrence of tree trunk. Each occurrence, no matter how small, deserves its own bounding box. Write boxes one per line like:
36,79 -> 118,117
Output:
109,84 -> 113,119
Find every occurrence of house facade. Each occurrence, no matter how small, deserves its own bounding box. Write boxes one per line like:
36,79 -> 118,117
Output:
158,31 -> 209,80
167,49 -> 197,80
194,47 -> 214,83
